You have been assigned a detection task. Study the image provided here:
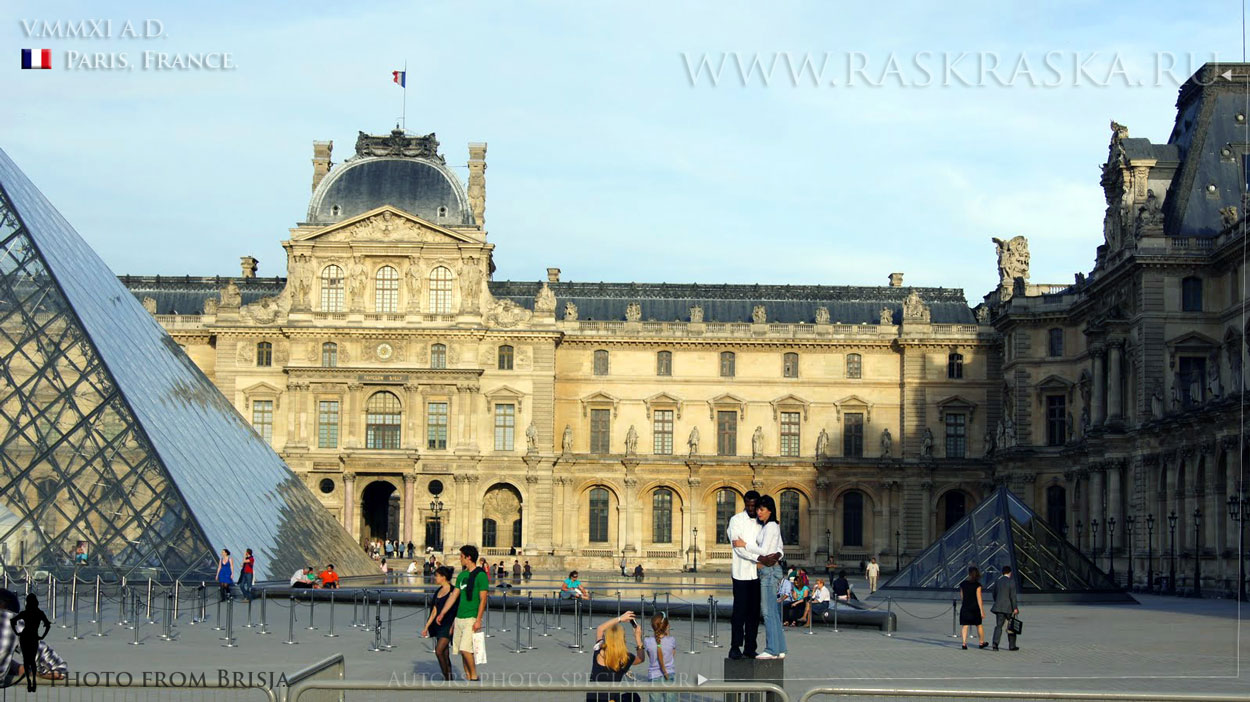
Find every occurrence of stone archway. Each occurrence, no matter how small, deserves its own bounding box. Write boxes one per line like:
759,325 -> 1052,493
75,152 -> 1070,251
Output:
361,480 -> 400,542
482,483 -> 523,550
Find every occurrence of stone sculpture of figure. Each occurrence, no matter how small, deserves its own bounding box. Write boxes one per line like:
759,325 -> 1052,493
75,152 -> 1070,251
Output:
534,282 -> 557,314
901,291 -> 930,323
1220,205 -> 1240,230
526,422 -> 538,453
983,431 -> 994,456
687,426 -> 700,455
879,307 -> 893,325
625,303 -> 642,322
1232,352 -> 1244,395
1207,357 -> 1222,400
752,305 -> 767,324
816,428 -> 830,458
1150,387 -> 1164,419
460,259 -> 483,310
1136,190 -> 1163,231
1170,378 -> 1182,410
220,281 -> 242,307
751,426 -> 764,458
991,235 -> 1031,296
561,424 -> 574,454
1188,374 -> 1203,406
815,307 -> 830,324
995,419 -> 1006,450
625,425 -> 638,456
563,301 -> 579,321
880,428 -> 892,458
921,428 -> 934,458
1003,416 -> 1015,448
689,305 -> 704,323
406,264 -> 421,301
1066,411 -> 1074,442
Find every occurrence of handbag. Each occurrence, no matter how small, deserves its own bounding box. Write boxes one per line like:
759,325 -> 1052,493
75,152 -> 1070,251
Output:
472,630 -> 488,665
1007,616 -> 1023,636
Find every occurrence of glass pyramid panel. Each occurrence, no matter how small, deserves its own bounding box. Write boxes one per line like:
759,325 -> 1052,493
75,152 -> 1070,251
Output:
0,148 -> 376,581
881,487 -> 1132,602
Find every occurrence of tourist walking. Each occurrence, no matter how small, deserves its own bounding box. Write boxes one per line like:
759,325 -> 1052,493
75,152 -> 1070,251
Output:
959,566 -> 988,649
587,611 -> 645,702
421,565 -> 459,680
738,494 -> 786,659
991,565 -> 1020,651
238,549 -> 255,601
454,546 -> 489,681
642,613 -> 677,702
866,557 -> 880,593
215,549 -> 234,601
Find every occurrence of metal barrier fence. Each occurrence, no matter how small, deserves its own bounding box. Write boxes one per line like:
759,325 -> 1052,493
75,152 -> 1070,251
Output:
288,680 -> 787,702
279,654 -> 344,702
799,690 -> 1250,702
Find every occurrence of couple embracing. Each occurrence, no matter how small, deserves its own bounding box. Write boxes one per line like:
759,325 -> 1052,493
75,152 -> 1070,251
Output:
727,490 -> 786,660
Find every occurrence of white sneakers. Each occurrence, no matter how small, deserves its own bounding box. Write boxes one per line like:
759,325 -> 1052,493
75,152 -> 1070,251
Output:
756,652 -> 783,660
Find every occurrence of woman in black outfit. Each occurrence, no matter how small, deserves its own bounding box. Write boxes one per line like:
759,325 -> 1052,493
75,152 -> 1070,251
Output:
587,611 -> 646,702
958,565 -> 988,649
421,566 -> 460,680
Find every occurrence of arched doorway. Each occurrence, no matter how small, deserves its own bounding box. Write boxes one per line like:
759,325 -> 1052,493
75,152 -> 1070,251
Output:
1046,485 -> 1067,534
483,483 -> 523,551
361,480 -> 400,542
936,490 -> 969,533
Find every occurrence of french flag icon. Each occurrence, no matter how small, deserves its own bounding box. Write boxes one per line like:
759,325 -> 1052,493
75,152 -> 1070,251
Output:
21,49 -> 52,69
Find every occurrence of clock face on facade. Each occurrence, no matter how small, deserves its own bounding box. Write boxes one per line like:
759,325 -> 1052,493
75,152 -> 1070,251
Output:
376,342 -> 394,360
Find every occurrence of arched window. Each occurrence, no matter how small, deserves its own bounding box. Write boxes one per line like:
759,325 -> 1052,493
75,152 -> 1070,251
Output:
780,490 -> 800,545
947,352 -> 963,379
321,342 -> 337,367
365,391 -> 402,449
429,266 -> 453,314
430,343 -> 447,369
783,352 -> 799,378
720,351 -> 736,378
656,350 -> 672,376
652,488 -> 673,543
498,345 -> 514,370
375,265 -> 399,313
942,491 -> 967,531
512,518 -> 522,548
1046,485 -> 1067,533
320,265 -> 345,312
593,350 -> 609,376
588,488 -> 610,543
715,489 -> 738,544
482,518 -> 498,548
846,353 -> 862,379
255,341 -> 272,367
842,491 -> 864,547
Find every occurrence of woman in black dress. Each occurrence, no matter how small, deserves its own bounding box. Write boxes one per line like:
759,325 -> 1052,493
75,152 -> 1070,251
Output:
587,611 -> 646,702
421,566 -> 460,680
958,566 -> 988,649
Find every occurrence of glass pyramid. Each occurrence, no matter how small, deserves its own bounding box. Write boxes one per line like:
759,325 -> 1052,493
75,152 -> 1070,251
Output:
0,148 -> 376,582
881,487 -> 1134,602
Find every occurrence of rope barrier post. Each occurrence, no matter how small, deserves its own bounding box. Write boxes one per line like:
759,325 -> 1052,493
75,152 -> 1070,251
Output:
160,590 -> 174,641
498,590 -> 510,633
284,596 -> 298,645
585,592 -> 595,631
554,591 -> 564,630
705,596 -> 714,641
58,576 -> 69,629
708,598 -> 723,648
46,577 -> 55,624
616,591 -> 621,619
173,580 -> 180,622
130,592 -> 143,646
804,598 -> 815,636
664,592 -> 669,619
90,574 -> 101,624
385,598 -> 394,649
325,589 -> 338,638
244,589 -> 254,628
258,589 -> 271,635
119,584 -> 129,627
305,591 -> 317,630
368,594 -> 385,652
569,596 -> 584,651
950,599 -> 958,638
92,579 -> 105,637
222,596 -> 237,647
685,602 -> 701,655
67,578 -> 82,640
833,598 -> 839,633
200,582 -> 208,624
526,596 -> 536,648
541,594 -> 551,636
511,598 -> 525,654
350,590 -> 360,627
886,597 -> 894,637
212,593 -> 225,631
190,584 -> 201,625
145,578 -> 155,624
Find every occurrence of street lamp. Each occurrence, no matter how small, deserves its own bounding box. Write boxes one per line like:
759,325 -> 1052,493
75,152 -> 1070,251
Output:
1125,515 -> 1135,591
1107,516 -> 1116,582
1076,520 -> 1084,553
1193,507 -> 1202,597
894,529 -> 901,572
429,497 -> 444,552
692,526 -> 699,573
1091,518 -> 1099,562
1228,495 -> 1247,602
1146,514 -> 1155,593
1168,511 -> 1178,595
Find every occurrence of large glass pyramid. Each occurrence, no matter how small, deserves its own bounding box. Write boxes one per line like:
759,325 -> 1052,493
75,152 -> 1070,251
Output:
0,148 -> 376,582
881,487 -> 1135,602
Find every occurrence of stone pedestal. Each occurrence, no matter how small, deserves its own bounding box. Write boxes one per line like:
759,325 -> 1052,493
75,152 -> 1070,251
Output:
723,656 -> 784,702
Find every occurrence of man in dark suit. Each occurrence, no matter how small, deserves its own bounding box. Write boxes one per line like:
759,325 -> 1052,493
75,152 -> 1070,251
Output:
991,565 -> 1019,651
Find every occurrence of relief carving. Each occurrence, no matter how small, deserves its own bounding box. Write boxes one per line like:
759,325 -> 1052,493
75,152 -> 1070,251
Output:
752,305 -> 767,324
625,302 -> 642,322
563,302 -> 579,321
460,258 -> 483,312
220,282 -> 242,308
689,305 -> 704,323
901,291 -> 930,323
534,282 -> 557,314
815,306 -> 830,324
485,299 -> 533,328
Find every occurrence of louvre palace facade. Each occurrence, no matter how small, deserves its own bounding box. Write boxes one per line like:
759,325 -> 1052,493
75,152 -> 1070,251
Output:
122,63 -> 1246,592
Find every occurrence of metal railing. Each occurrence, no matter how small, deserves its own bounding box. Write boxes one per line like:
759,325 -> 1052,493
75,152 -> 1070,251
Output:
289,680 -> 787,702
800,689 -> 1250,702
39,680 -> 277,702
280,654 -> 345,702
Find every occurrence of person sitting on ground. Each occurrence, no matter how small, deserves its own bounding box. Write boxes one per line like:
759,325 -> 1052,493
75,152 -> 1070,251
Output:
562,571 -> 589,600
290,566 -> 316,588
512,560 -> 522,580
380,558 -> 389,574
587,611 -> 645,702
318,564 -> 339,589
831,570 -> 852,601
523,561 -> 532,580
810,579 -> 831,622
407,560 -> 420,575
785,578 -> 810,626
633,564 -> 644,581
776,570 -> 795,620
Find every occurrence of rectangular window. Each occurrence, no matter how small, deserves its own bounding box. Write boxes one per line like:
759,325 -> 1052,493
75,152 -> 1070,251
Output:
945,412 -> 967,458
426,402 -> 448,450
589,490 -> 610,543
653,409 -> 674,455
843,413 -> 863,458
594,350 -> 609,376
317,400 -> 339,449
717,410 -> 737,456
720,352 -> 736,378
494,404 -> 515,451
780,411 -> 801,457
656,351 -> 672,376
252,400 -> 273,443
1181,276 -> 1203,312
1045,395 -> 1066,447
497,345 -> 514,370
783,353 -> 799,378
590,409 -> 611,453
1047,328 -> 1064,357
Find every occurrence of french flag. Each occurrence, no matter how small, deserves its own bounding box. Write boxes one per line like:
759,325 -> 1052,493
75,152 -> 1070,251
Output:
21,49 -> 52,70
392,70 -> 405,87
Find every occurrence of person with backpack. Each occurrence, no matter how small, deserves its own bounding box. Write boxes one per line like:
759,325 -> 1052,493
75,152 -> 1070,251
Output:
454,545 -> 489,681
643,613 -> 677,702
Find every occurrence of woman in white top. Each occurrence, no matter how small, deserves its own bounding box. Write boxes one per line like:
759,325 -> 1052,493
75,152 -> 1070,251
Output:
734,494 -> 787,659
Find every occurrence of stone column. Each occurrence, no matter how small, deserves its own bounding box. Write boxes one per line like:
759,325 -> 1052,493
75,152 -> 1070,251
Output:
1090,468 -> 1105,551
343,472 -> 357,541
402,473 -> 416,545
1092,350 -> 1107,426
346,383 -> 363,449
405,384 -> 421,450
813,477 -> 830,559
1107,342 -> 1124,424
1107,463 -> 1122,564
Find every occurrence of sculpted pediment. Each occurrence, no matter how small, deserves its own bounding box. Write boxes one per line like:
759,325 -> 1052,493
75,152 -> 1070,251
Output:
295,206 -> 479,245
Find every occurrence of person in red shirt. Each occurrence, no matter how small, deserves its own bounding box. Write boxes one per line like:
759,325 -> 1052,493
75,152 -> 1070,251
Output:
239,549 -> 255,601
319,564 -> 339,589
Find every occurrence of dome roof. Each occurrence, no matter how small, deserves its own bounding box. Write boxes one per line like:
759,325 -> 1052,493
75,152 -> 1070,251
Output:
307,156 -> 473,226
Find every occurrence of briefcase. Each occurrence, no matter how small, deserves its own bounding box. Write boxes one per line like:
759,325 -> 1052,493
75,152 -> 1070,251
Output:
1007,617 -> 1023,635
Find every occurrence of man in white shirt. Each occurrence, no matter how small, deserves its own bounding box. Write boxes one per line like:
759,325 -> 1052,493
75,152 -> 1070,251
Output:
289,566 -> 314,588
866,557 -> 881,593
810,579 -> 831,620
727,490 -> 780,659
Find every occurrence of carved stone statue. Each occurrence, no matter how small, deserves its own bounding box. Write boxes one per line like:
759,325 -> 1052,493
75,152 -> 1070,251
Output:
1170,377 -> 1181,410
974,305 -> 989,324
689,305 -> 704,323
347,257 -> 367,309
814,307 -> 830,324
1188,373 -> 1203,405
219,282 -> 241,308
1207,355 -> 1222,399
526,422 -> 538,453
460,259 -> 483,312
991,235 -> 1031,300
485,299 -> 533,328
752,305 -> 767,324
751,426 -> 764,458
983,431 -> 994,456
564,302 -> 579,321
901,291 -> 930,323
921,428 -> 934,458
406,264 -> 421,304
562,424 -> 574,454
1003,415 -> 1015,449
995,419 -> 1006,450
293,277 -> 311,309
625,425 -> 638,456
534,282 -> 557,314
815,428 -> 830,458
1136,190 -> 1163,231
625,302 -> 642,322
1221,205 -> 1240,230
1150,386 -> 1164,419
203,296 -> 218,315
687,426 -> 700,455
141,297 -> 157,314
879,307 -> 893,325
880,428 -> 892,458
1231,351 -> 1244,394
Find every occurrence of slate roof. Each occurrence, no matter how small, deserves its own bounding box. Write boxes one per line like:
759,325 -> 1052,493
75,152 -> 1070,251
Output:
120,275 -> 283,315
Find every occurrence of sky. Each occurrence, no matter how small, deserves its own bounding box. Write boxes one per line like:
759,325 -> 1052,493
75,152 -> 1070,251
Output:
2,1 -> 1244,301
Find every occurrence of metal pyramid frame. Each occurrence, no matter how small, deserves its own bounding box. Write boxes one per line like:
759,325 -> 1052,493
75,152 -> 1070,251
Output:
0,148 -> 376,582
881,487 -> 1136,603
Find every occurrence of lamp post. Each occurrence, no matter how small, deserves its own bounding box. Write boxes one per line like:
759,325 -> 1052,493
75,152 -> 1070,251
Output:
1229,495 -> 1247,602
1091,518 -> 1099,562
692,526 -> 699,574
1167,511 -> 1177,595
1107,516 -> 1116,582
1076,520 -> 1084,553
825,528 -> 832,559
1193,507 -> 1202,597
1146,514 -> 1155,593
1125,515 -> 1135,591
894,529 -> 901,572
428,497 -> 444,552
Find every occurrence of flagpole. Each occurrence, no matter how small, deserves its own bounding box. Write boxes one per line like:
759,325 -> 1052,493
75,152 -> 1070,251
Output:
401,60 -> 407,133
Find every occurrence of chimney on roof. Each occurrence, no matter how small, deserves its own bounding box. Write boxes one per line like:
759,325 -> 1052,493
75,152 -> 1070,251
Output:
547,268 -> 561,283
467,142 -> 487,227
311,140 -> 333,192
888,272 -> 904,287
240,256 -> 258,279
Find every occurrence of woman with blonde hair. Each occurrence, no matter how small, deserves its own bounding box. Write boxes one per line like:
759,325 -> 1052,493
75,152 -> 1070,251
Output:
587,611 -> 645,702
642,613 -> 677,702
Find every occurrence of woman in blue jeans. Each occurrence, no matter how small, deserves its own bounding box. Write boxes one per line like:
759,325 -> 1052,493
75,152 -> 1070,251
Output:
735,494 -> 786,659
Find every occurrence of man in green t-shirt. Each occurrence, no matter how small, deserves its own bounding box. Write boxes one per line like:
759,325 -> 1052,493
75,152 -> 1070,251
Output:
453,544 -> 489,680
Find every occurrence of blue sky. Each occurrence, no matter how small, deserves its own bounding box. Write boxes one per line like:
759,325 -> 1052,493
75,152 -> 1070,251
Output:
2,1 -> 1242,301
